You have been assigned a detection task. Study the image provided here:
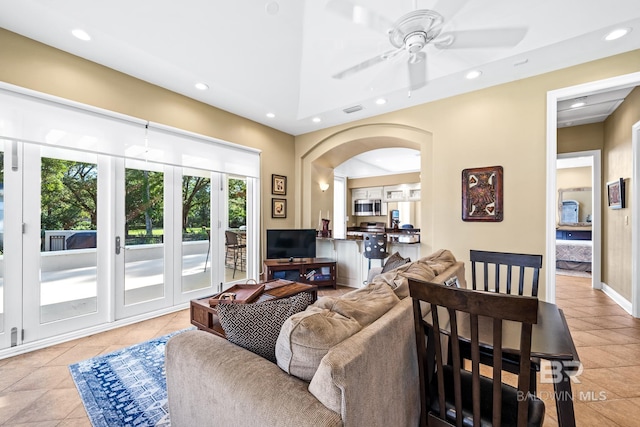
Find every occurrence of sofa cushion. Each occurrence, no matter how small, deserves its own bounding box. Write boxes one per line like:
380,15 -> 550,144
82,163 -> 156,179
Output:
381,251 -> 411,273
276,306 -> 362,381
312,281 -> 400,327
217,292 -> 313,363
373,249 -> 458,298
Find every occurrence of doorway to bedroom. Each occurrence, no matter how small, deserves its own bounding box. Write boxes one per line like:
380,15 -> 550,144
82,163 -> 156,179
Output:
555,151 -> 600,289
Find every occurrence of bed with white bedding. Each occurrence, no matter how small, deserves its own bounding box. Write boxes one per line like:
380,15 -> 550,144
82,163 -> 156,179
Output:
556,239 -> 592,272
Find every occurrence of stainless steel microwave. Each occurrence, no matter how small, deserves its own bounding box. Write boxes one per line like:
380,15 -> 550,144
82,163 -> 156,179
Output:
354,199 -> 382,216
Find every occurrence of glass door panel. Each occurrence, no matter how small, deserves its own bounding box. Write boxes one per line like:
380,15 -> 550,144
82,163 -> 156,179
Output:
39,151 -> 98,323
225,177 -> 247,283
180,171 -> 212,293
123,164 -> 165,305
21,144 -> 106,343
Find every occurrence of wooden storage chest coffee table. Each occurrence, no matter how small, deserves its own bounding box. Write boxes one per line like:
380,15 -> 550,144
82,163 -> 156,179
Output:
190,279 -> 317,338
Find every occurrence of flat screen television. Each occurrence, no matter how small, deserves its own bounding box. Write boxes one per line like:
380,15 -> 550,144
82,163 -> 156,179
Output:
266,228 -> 316,261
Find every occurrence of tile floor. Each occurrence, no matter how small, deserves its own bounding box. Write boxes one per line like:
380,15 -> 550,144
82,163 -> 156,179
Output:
0,276 -> 637,426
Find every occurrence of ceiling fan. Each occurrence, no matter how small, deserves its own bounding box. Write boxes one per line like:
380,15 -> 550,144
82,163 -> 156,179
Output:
327,0 -> 527,93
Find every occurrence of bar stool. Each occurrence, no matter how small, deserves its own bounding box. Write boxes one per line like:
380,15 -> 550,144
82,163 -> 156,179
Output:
363,232 -> 389,270
225,230 -> 246,278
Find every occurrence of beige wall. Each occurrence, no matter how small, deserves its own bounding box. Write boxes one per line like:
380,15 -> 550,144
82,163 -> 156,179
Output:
3,27 -> 639,299
558,122 -> 604,154
0,29 -> 297,238
295,50 -> 640,299
602,87 -> 640,300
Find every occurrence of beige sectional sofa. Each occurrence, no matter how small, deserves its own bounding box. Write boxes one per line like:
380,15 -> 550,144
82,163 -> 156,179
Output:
165,249 -> 466,427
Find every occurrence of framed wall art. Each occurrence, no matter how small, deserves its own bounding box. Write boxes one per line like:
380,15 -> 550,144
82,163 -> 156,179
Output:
462,166 -> 504,222
272,198 -> 287,218
272,174 -> 287,195
607,178 -> 625,209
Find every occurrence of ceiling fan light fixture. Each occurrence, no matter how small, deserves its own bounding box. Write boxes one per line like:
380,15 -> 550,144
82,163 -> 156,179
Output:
604,27 -> 631,41
389,10 -> 443,50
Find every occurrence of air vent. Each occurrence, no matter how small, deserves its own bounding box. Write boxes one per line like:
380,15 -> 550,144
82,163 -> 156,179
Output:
343,105 -> 364,114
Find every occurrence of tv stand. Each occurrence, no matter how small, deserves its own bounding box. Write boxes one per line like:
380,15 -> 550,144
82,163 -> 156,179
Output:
264,257 -> 336,289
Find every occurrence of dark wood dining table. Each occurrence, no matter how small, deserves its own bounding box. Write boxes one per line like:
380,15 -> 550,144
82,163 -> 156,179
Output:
446,300 -> 579,427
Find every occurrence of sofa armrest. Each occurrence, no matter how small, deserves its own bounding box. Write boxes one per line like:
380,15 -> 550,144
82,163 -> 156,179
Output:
308,298 -> 420,427
166,330 -> 342,427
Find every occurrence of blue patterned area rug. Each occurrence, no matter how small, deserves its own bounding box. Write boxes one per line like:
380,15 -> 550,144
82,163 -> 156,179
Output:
69,328 -> 192,427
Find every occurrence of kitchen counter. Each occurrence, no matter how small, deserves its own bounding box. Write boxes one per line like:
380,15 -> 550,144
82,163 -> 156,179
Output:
345,227 -> 420,243
315,237 -> 421,288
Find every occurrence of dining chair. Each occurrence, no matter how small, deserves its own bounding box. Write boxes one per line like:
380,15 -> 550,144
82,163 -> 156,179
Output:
225,230 -> 246,278
468,250 -> 543,393
469,250 -> 543,297
409,278 -> 545,427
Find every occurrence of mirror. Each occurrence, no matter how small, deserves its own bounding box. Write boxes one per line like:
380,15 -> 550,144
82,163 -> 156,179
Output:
558,187 -> 592,226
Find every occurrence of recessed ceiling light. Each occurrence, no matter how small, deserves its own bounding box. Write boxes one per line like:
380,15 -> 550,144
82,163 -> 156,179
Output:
465,70 -> 482,80
375,98 -> 387,105
194,82 -> 209,91
265,1 -> 279,15
266,112 -> 275,118
312,117 -> 321,123
570,97 -> 587,108
71,29 -> 91,41
604,28 -> 631,41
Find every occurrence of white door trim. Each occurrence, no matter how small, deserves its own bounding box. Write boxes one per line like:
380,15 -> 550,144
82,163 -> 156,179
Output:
632,120 -> 640,317
547,71 -> 640,315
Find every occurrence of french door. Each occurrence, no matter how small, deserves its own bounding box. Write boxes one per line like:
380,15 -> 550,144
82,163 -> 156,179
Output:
0,142 -> 234,350
22,144 -> 108,342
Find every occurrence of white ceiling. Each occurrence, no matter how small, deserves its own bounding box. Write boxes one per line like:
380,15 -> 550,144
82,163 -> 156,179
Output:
335,147 -> 421,178
1,0 -> 639,137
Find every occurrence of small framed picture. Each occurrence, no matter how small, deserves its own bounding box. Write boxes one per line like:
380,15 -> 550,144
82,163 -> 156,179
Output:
272,174 -> 287,195
607,178 -> 625,209
272,198 -> 287,218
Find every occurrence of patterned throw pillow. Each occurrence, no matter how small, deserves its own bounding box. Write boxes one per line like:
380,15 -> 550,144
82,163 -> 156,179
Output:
217,292 -> 314,363
381,251 -> 411,273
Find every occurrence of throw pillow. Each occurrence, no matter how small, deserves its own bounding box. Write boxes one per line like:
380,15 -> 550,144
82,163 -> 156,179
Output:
217,292 -> 313,363
381,251 -> 410,273
276,307 -> 362,381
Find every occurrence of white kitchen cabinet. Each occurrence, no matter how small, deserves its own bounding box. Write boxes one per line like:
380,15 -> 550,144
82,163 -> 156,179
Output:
383,183 -> 421,202
352,186 -> 383,200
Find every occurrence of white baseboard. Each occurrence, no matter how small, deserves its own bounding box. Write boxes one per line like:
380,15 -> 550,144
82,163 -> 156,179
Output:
601,282 -> 633,315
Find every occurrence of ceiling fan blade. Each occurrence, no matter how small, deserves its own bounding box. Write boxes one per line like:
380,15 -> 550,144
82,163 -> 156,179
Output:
430,0 -> 468,21
332,48 -> 404,80
433,28 -> 527,49
326,0 -> 394,34
408,52 -> 427,91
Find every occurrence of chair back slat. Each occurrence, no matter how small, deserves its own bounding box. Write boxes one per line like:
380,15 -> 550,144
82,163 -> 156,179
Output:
470,250 -> 543,297
492,319 -> 504,426
410,278 -> 541,427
